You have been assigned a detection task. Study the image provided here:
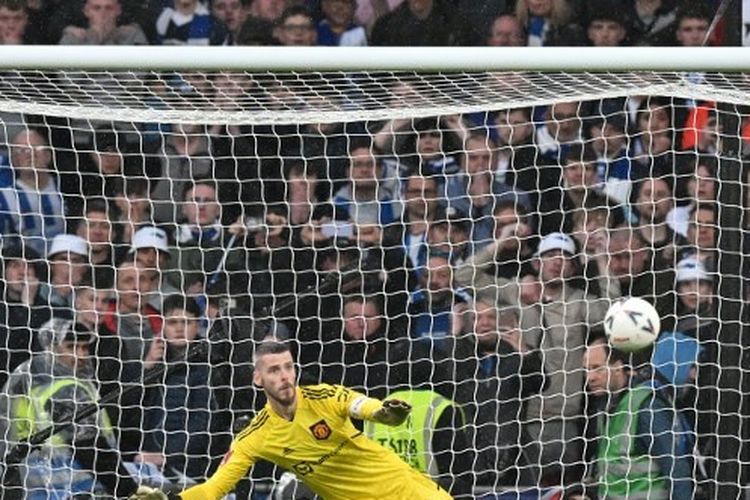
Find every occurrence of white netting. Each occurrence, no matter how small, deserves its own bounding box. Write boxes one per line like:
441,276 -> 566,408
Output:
0,67 -> 746,500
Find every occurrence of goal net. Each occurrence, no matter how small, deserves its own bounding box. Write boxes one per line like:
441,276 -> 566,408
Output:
0,47 -> 747,499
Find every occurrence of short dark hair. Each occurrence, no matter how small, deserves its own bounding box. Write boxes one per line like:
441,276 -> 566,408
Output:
83,198 -> 109,216
162,294 -> 201,318
676,4 -> 712,25
696,155 -> 718,176
588,336 -> 630,366
690,202 -> 717,219
348,136 -> 376,155
565,141 -> 597,165
0,0 -> 27,11
254,339 -> 292,364
492,198 -> 526,218
279,5 -> 314,26
343,294 -> 383,314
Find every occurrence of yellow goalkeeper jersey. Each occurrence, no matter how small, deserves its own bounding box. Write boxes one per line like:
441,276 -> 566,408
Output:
179,384 -> 451,500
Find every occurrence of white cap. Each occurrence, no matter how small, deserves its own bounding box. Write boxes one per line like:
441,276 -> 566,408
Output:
131,226 -> 170,254
535,232 -> 576,257
676,257 -> 710,283
47,234 -> 88,259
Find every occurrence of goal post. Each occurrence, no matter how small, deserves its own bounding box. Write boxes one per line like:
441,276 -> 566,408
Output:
0,46 -> 747,499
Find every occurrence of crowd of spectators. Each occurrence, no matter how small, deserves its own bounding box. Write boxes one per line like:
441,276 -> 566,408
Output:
0,0 -> 731,48
0,0 -> 745,499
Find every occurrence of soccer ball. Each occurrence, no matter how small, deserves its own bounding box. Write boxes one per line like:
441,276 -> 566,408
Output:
604,297 -> 661,352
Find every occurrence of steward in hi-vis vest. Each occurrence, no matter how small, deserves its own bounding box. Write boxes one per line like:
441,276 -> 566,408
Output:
364,388 -> 472,498
0,317 -> 140,499
585,337 -> 695,500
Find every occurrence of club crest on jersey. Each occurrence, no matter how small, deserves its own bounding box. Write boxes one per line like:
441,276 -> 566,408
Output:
309,420 -> 331,440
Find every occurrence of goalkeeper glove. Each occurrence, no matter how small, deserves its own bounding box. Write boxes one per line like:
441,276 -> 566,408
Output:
129,486 -> 169,500
374,399 -> 412,426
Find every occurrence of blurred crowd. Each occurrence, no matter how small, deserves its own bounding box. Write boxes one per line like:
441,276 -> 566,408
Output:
0,0 -> 733,48
0,0 -> 746,499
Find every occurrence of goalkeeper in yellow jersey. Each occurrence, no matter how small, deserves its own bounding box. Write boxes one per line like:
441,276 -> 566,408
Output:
131,340 -> 452,500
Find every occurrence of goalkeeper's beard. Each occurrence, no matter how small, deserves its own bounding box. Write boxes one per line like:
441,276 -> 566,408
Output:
266,382 -> 297,407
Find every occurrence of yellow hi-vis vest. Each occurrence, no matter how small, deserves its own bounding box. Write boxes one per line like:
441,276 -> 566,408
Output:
364,389 -> 461,477
11,377 -> 113,446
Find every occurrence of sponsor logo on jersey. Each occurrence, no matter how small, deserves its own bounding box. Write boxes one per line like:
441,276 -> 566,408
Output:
309,419 -> 332,440
292,439 -> 349,476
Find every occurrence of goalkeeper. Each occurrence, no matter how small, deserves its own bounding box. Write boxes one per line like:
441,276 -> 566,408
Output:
133,340 -> 452,500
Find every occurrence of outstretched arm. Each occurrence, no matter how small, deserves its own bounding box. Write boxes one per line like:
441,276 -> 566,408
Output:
342,387 -> 412,427
131,436 -> 257,500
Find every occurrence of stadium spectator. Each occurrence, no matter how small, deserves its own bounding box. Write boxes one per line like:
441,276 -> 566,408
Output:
155,0 -> 229,45
586,4 -> 628,47
674,256 -> 716,340
626,0 -> 677,46
631,96 -> 675,166
605,225 -> 676,330
141,295 -> 218,480
317,0 -> 366,46
584,336 -> 694,498
461,199 -> 534,279
235,15 -> 275,44
674,3 -> 712,47
282,160 -> 322,228
310,295 -> 427,400
0,129 -> 65,255
681,202 -> 716,267
0,244 -> 50,388
249,0 -> 287,22
95,259 -> 162,455
631,176 -> 686,263
424,208 -> 472,265
333,138 -> 402,232
682,102 -> 721,153
130,225 -> 179,310
446,132 -> 530,250
76,198 -> 122,287
353,0 -> 402,30
442,296 -> 544,487
371,0 -> 477,46
390,116 -> 462,189
492,107 -> 537,193
43,233 -> 89,308
514,0 -> 585,46
408,252 -> 469,343
364,385 -> 472,497
589,103 -> 637,203
538,141 -> 619,236
486,13 -> 525,46
456,231 -> 620,484
79,127 -> 126,201
390,172 -> 441,275
669,156 -> 716,237
167,179 -> 250,298
59,0 -> 147,45
73,282 -> 111,332
0,0 -> 35,44
274,6 -> 317,46
113,177 -> 152,246
532,101 -> 584,199
0,317 -> 140,498
151,124 -> 213,224
211,0 -> 249,41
